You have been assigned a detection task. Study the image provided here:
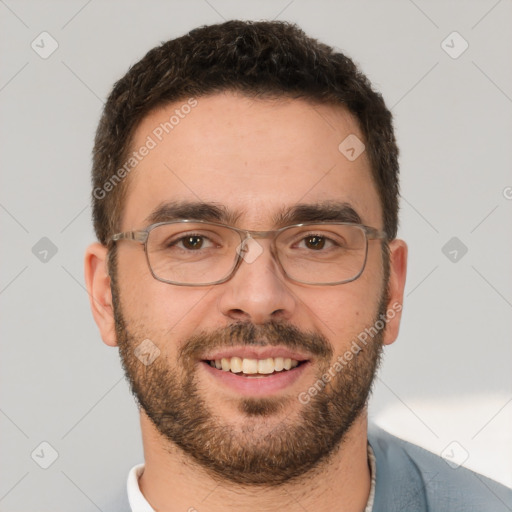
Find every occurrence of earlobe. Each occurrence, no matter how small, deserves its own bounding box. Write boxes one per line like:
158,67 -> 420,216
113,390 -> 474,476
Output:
382,238 -> 408,346
84,243 -> 118,347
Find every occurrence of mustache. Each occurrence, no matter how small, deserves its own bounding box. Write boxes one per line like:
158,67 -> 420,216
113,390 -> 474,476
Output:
178,320 -> 333,363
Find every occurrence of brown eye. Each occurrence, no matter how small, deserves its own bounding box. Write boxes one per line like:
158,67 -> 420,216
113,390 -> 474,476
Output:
182,236 -> 204,250
304,236 -> 325,250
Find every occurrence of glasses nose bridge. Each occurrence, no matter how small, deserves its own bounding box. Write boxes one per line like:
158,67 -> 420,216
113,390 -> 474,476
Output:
234,228 -> 281,267
242,228 -> 278,240
237,228 -> 281,255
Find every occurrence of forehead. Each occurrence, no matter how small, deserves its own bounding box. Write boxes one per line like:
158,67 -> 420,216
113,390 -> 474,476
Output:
121,92 -> 382,230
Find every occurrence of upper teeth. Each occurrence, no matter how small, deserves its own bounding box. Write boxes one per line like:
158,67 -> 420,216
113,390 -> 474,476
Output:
209,357 -> 299,374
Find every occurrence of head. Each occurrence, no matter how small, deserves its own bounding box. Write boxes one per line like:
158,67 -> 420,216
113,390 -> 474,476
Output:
85,20 -> 407,485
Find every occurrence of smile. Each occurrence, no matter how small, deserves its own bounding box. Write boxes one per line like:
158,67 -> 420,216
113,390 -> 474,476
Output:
206,356 -> 301,376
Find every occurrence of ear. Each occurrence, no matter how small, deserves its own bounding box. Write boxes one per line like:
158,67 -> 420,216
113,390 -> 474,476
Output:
382,238 -> 408,346
84,243 -> 118,347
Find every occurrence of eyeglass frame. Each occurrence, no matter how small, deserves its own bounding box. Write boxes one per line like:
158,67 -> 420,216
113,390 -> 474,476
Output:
110,219 -> 388,287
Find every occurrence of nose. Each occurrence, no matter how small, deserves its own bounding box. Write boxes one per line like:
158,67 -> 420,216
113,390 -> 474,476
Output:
217,238 -> 297,324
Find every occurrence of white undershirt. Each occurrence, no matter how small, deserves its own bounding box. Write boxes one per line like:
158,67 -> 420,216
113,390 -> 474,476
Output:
127,445 -> 376,512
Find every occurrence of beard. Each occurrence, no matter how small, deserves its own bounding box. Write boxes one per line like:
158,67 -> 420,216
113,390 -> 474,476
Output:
111,266 -> 388,486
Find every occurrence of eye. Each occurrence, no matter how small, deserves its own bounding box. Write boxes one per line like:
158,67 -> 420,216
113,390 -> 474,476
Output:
173,234 -> 214,250
298,234 -> 337,250
303,235 -> 327,250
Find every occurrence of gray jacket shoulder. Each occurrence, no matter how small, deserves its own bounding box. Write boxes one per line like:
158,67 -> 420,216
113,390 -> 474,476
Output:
368,424 -> 512,512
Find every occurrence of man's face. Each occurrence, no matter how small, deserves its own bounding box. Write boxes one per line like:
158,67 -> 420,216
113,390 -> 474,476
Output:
110,93 -> 394,484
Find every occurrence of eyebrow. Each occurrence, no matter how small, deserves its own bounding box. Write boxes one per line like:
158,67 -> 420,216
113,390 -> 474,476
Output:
144,200 -> 363,227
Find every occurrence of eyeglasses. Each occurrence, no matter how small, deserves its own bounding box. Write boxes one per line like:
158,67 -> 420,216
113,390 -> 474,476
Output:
110,220 -> 387,286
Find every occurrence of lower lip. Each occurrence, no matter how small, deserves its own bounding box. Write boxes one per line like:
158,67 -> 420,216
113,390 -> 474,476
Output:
200,361 -> 310,396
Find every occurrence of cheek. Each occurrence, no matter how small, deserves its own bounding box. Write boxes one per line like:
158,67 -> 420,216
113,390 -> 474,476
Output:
116,250 -> 156,318
300,254 -> 384,351
116,253 -> 217,348
122,284 -> 205,328
305,288 -> 379,340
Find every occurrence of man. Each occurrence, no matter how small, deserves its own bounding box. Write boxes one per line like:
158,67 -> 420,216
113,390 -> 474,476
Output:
84,20 -> 511,512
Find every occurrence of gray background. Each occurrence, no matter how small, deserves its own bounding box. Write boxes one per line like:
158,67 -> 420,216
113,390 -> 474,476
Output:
1,0 -> 511,510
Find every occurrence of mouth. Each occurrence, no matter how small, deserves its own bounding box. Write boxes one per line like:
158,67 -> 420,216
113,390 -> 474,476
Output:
199,349 -> 311,396
204,356 -> 306,377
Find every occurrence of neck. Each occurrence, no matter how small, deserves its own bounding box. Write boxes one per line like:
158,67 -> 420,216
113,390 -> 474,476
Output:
138,411 -> 371,512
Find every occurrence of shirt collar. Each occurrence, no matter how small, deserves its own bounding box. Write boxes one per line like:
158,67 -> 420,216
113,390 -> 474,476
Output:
127,444 -> 377,512
365,444 -> 377,512
127,464 -> 154,512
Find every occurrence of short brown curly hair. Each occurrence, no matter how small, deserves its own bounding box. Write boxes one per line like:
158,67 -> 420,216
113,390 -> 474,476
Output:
91,20 -> 400,245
